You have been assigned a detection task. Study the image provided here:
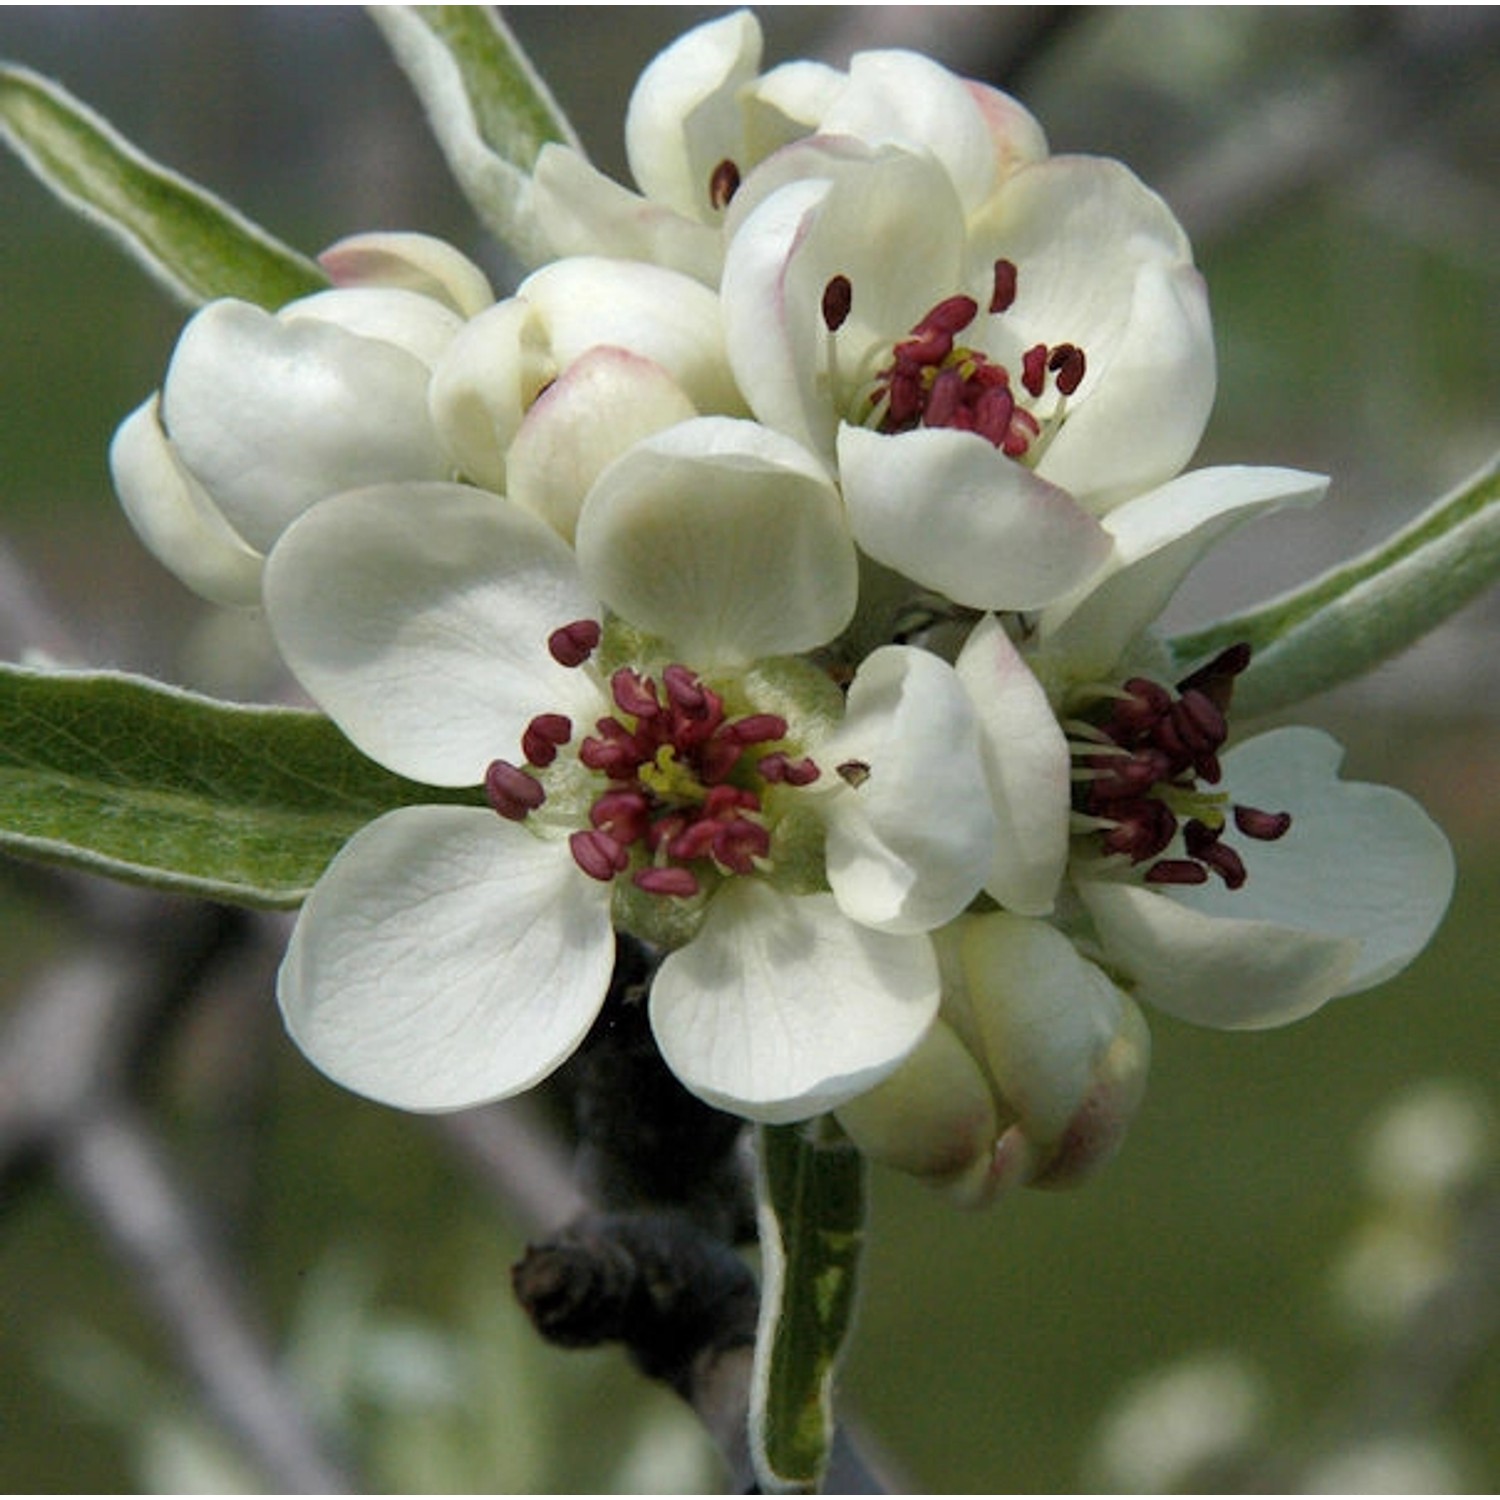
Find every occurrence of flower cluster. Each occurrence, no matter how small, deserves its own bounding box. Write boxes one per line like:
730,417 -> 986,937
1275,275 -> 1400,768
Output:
111,13 -> 1453,1194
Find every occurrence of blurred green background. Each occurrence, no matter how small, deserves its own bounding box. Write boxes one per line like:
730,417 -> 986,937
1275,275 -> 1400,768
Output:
2,7 -> 1498,1492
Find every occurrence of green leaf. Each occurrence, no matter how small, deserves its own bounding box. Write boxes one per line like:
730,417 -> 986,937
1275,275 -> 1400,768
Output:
0,663 -> 476,907
751,1120 -> 867,1495
0,63 -> 326,308
370,5 -> 582,267
1169,452 -> 1500,717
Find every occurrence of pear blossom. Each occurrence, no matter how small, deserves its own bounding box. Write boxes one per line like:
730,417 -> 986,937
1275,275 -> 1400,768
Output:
261,417 -> 998,1124
110,234 -> 491,606
719,136 -> 1219,611
528,9 -> 1048,284
956,463 -> 1456,1032
428,255 -> 746,543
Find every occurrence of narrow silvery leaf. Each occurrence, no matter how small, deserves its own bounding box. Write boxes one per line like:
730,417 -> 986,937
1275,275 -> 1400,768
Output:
370,6 -> 581,266
0,663 -> 475,906
0,64 -> 325,308
751,1120 -> 866,1494
1169,453 -> 1500,717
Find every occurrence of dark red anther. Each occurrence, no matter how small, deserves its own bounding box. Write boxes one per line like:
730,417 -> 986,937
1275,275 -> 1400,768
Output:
570,829 -> 629,882
485,759 -> 546,820
611,668 -> 661,719
759,752 -> 820,786
1020,343 -> 1049,398
990,258 -> 1018,314
1185,822 -> 1247,889
1099,796 -> 1177,861
589,789 -> 651,844
1177,642 -> 1253,712
548,619 -> 601,668
1173,689 -> 1228,757
822,274 -> 853,332
662,664 -> 707,712
712,817 -> 772,874
633,866 -> 701,898
974,384 -> 1016,448
709,158 -> 741,211
1048,343 -> 1086,396
884,368 -> 923,427
924,367 -> 964,428
724,712 -> 788,746
522,712 -> 572,767
1144,858 -> 1209,886
924,295 -> 980,335
1234,805 -> 1293,842
1001,407 -> 1040,458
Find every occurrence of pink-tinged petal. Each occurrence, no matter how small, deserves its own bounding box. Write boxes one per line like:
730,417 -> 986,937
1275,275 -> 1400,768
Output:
651,884 -> 940,1123
837,424 -> 1113,610
109,396 -> 264,607
530,143 -> 723,285
817,645 -> 995,934
279,806 -> 614,1111
428,298 -> 552,494
263,483 -> 600,786
954,614 -> 1071,915
518,256 -> 744,416
1040,465 -> 1329,679
319,231 -> 496,317
507,347 -> 698,544
964,80 -> 1049,177
1077,876 -> 1360,1031
576,416 -> 856,666
162,299 -> 450,552
624,9 -> 763,220
1173,729 -> 1455,996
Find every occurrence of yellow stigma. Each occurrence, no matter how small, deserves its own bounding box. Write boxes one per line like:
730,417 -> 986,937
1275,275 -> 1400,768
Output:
637,745 -> 704,804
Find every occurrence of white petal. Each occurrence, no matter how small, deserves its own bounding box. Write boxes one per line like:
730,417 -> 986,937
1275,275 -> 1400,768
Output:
624,9 -> 763,220
1041,465 -> 1330,679
279,806 -> 615,1111
282,286 -> 465,370
817,645 -> 995,933
263,483 -> 600,785
1035,259 -> 1215,509
1175,728 -> 1455,996
518,255 -> 744,416
319,231 -> 497,317
162,299 -> 450,552
837,424 -> 1113,610
650,883 -> 939,1123
109,396 -> 265,607
576,416 -> 856,666
1078,876 -> 1359,1031
820,49 -> 1002,211
953,614 -> 1071,914
506,347 -> 698,544
428,297 -> 552,494
741,59 -> 844,157
530,143 -> 723,285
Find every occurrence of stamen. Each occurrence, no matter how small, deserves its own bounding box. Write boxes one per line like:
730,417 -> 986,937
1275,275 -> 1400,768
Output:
1144,859 -> 1209,886
548,619 -> 601,668
990,258 -> 1018,314
709,158 -> 741,210
521,712 -> 572,767
611,668 -> 661,719
486,759 -> 545,820
570,829 -> 630,881
759,752 -> 820,786
822,275 -> 852,332
1234,805 -> 1292,841
1020,343 -> 1049,399
1048,343 -> 1086,396
634,866 -> 701,898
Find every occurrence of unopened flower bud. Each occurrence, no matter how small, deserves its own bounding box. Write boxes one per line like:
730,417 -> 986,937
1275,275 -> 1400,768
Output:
955,911 -> 1151,1191
835,1020 -> 1003,1206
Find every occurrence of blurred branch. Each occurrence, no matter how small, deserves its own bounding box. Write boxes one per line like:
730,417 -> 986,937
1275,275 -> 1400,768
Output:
0,880 -> 360,1492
